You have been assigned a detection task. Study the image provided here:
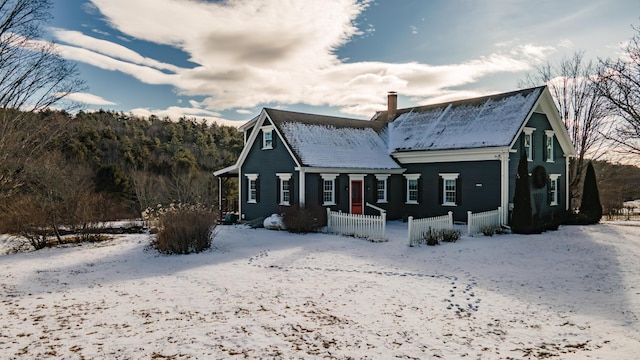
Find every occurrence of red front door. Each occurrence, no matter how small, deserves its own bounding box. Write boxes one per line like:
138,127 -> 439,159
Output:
351,180 -> 363,214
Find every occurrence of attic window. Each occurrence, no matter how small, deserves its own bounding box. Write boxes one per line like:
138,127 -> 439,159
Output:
262,125 -> 274,149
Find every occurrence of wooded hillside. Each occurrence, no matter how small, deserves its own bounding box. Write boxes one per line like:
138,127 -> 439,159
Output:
0,110 -> 243,232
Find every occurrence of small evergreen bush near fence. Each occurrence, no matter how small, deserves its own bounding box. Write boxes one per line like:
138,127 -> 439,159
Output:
420,228 -> 461,246
148,203 -> 217,254
281,203 -> 326,233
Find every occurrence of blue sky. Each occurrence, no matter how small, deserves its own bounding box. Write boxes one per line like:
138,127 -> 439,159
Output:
47,0 -> 639,126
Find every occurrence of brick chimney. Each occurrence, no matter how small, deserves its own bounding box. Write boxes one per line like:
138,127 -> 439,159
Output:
387,91 -> 397,122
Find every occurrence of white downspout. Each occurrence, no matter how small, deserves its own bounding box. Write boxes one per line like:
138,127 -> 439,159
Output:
298,167 -> 306,206
500,151 -> 510,224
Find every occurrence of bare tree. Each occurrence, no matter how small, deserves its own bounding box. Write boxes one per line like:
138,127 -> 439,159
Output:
0,0 -> 84,199
595,25 -> 640,156
520,51 -> 610,206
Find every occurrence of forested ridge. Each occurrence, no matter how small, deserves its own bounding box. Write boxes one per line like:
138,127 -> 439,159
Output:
0,109 -> 243,239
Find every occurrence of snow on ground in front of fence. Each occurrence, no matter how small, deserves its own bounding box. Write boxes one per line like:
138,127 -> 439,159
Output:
1,221 -> 640,359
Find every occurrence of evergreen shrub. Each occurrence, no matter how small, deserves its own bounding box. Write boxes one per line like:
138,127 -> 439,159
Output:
579,162 -> 603,224
511,154 -> 534,234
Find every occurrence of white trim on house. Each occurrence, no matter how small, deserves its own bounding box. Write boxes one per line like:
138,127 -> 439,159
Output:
295,166 -> 405,174
509,87 -> 576,158
213,164 -> 238,177
534,89 -> 576,157
499,151 -> 510,224
392,147 -> 506,164
298,168 -> 306,206
234,110 -> 302,174
565,155 -> 571,210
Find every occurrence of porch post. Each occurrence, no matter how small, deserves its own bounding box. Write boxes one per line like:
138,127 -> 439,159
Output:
218,176 -> 222,217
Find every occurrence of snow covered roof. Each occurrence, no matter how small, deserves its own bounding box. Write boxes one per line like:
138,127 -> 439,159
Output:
258,87 -> 547,169
265,109 -> 401,170
386,87 -> 544,152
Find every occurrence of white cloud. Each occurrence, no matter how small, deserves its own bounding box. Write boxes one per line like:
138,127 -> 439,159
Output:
53,0 -> 556,117
64,92 -> 117,105
558,39 -> 574,48
52,29 -> 181,73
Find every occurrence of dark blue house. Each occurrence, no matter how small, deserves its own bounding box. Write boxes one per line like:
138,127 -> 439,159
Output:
214,86 -> 576,225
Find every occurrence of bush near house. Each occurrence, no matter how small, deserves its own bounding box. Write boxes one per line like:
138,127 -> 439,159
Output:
281,203 -> 326,233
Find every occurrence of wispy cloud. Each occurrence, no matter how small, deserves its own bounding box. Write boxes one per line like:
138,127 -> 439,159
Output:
53,0 -> 555,118
64,92 -> 117,105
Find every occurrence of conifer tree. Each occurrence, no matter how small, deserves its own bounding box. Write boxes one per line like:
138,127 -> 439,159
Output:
579,162 -> 602,223
511,154 -> 534,234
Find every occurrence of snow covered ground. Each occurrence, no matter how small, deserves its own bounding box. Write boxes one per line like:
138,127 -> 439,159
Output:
1,221 -> 639,359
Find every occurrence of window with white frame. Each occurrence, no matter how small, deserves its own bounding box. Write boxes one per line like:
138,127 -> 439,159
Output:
277,173 -> 291,206
262,126 -> 273,149
545,130 -> 554,162
321,174 -> 338,205
404,174 -> 420,204
523,127 -> 535,161
245,174 -> 258,203
549,174 -> 560,206
440,173 -> 459,206
375,174 -> 389,203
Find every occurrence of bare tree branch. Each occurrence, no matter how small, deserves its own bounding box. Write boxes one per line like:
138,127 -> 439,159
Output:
519,51 -> 611,206
0,0 -> 85,199
596,25 -> 640,157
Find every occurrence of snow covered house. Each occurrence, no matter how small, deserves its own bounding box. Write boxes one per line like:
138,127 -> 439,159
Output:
214,86 -> 576,225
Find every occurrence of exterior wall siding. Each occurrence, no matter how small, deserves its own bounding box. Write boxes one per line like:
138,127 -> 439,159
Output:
241,125 -> 298,220
398,161 -> 502,222
508,112 -> 567,223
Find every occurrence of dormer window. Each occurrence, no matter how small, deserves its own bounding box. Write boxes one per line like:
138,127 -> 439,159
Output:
523,127 -> 535,162
262,126 -> 274,150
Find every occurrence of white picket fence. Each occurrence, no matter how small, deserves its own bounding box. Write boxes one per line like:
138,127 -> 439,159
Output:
326,209 -> 386,242
467,207 -> 502,236
407,212 -> 453,246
